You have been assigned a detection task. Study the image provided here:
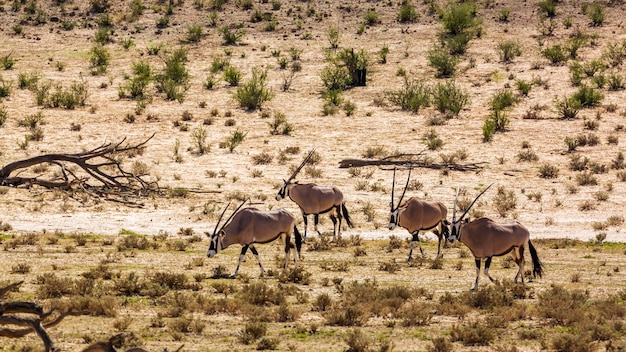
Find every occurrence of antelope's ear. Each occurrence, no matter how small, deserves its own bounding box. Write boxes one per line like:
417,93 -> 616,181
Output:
464,218 -> 470,224
204,231 -> 211,238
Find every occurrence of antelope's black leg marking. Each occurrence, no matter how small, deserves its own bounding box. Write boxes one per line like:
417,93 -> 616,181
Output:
249,245 -> 265,275
233,244 -> 250,277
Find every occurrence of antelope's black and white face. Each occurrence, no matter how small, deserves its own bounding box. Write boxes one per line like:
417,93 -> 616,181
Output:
275,180 -> 288,201
388,202 -> 400,230
207,231 -> 223,257
447,220 -> 462,242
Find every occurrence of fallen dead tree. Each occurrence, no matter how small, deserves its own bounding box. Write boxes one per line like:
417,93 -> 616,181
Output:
0,281 -> 86,351
0,134 -> 161,206
338,153 -> 486,172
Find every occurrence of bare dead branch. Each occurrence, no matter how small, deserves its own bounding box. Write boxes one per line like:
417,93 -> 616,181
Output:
0,134 -> 162,206
0,282 -> 89,351
338,153 -> 486,172
0,281 -> 23,299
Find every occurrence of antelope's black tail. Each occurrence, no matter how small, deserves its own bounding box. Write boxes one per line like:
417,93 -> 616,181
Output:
294,225 -> 302,259
341,203 -> 353,228
529,239 -> 544,278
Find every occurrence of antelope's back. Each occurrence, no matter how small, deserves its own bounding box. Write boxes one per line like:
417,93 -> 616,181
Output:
401,198 -> 447,231
292,183 -> 342,213
232,208 -> 295,234
463,217 -> 530,257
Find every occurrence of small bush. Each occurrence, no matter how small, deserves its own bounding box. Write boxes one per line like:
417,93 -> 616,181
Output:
386,77 -> 430,114
397,1 -> 418,23
233,67 -> 274,110
493,186 -> 517,217
489,89 -> 517,111
427,47 -> 458,78
239,322 -> 267,344
554,95 -> 581,119
542,44 -> 567,65
539,164 -> 559,178
573,85 -> 603,108
498,40 -> 522,63
431,80 -> 469,117
186,24 -> 204,43
450,320 -> 495,346
516,79 -> 532,96
586,2 -> 604,27
219,25 -> 246,45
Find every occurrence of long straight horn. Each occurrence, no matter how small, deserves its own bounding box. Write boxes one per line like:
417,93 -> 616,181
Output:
390,167 -> 397,208
459,183 -> 494,221
220,199 -> 249,231
213,201 -> 233,235
452,186 -> 459,221
287,149 -> 315,183
397,167 -> 412,207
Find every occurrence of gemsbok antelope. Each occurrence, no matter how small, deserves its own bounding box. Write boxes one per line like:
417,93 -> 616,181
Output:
447,185 -> 544,291
207,200 -> 302,277
388,167 -> 449,261
275,149 -> 353,241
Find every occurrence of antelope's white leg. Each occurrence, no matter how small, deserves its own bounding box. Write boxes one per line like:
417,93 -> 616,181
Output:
232,245 -> 250,277
471,258 -> 481,291
407,240 -> 415,261
249,245 -> 265,276
329,215 -> 336,239
484,257 -> 496,283
314,214 -> 321,236
302,213 -> 308,242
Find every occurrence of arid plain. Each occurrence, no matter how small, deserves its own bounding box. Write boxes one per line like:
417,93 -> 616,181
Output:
1,0 -> 626,351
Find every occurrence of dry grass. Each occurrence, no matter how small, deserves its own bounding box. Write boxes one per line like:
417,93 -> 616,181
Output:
2,0 -> 626,350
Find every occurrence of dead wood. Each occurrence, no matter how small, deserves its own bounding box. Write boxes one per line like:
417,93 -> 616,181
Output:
338,153 -> 486,172
0,134 -> 162,206
0,282 -> 88,352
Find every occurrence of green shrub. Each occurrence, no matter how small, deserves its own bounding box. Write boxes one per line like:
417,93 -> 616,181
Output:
487,109 -> 509,132
443,32 -> 473,56
539,164 -> 559,178
385,77 -> 430,114
450,320 -> 495,346
155,47 -> 189,102
1,53 -> 15,70
223,129 -> 247,152
537,0 -> 557,17
497,40 -> 522,63
440,1 -> 480,36
554,95 -> 581,119
186,25 -> 204,43
427,47 -> 458,78
0,105 -> 7,127
489,89 -> 517,111
267,112 -> 294,136
431,80 -> 469,117
337,48 -> 368,86
233,67 -> 274,110
223,66 -> 242,86
493,186 -> 517,217
586,2 -> 604,26
542,44 -> 567,65
219,25 -> 246,45
124,60 -> 152,99
573,85 -> 603,107
423,129 -> 444,150
88,44 -> 110,75
364,10 -> 380,26
515,79 -> 532,96
320,65 -> 351,91
397,0 -> 418,23
0,75 -> 12,98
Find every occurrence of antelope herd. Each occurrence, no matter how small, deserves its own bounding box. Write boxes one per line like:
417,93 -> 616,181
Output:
207,151 -> 545,291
